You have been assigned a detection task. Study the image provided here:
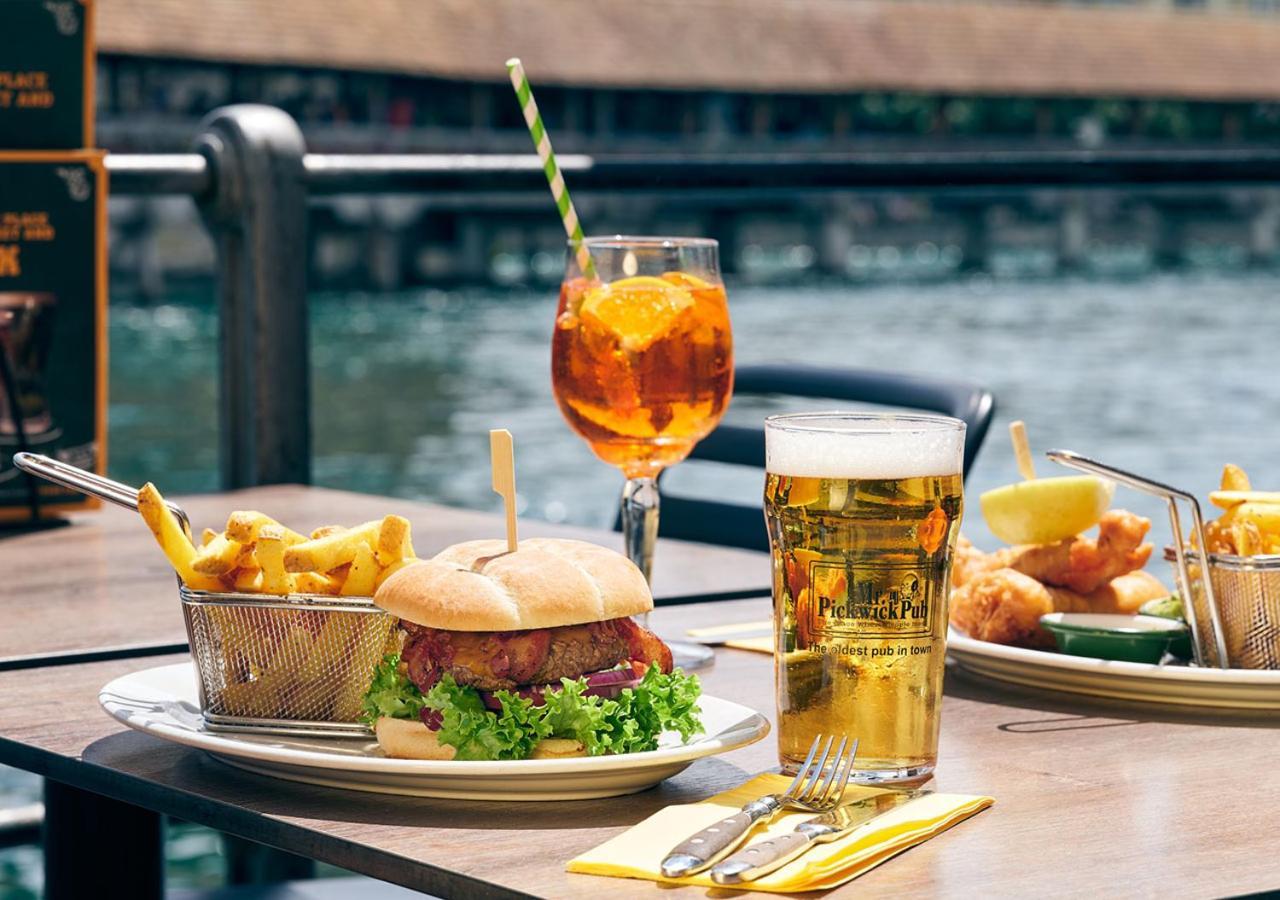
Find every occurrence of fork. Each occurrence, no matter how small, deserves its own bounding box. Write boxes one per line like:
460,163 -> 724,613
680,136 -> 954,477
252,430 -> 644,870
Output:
660,733 -> 859,879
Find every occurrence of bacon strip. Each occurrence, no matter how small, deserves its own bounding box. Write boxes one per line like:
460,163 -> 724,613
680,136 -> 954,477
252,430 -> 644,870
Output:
400,617 -> 672,692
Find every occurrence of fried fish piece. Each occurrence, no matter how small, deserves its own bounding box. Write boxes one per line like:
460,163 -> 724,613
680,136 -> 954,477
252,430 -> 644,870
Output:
949,566 -> 1171,649
1084,570 -> 1170,615
952,534 -> 1003,588
949,568 -> 1091,649
998,510 -> 1153,594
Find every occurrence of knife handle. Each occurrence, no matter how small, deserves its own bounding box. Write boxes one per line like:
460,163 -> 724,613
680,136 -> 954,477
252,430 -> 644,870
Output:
660,799 -> 777,878
710,831 -> 815,885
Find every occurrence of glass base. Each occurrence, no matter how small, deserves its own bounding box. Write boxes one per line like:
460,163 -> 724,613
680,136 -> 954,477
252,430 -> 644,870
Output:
667,639 -> 715,671
780,760 -> 936,786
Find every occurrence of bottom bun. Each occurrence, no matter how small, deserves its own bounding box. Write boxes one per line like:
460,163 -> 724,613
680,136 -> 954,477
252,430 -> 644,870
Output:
528,738 -> 587,759
374,716 -> 456,760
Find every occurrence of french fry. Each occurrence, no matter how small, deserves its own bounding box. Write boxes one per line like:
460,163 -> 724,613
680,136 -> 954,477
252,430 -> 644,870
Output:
284,521 -> 379,573
256,525 -> 295,594
300,615 -> 355,684
137,483 -> 223,590
341,543 -> 379,597
225,511 -> 306,545
375,557 -> 418,590
1232,502 -> 1280,538
217,680 -> 267,717
234,542 -> 258,569
375,515 -> 414,566
311,524 -> 346,539
222,566 -> 263,593
1221,464 -> 1252,492
381,624 -> 406,657
331,615 -> 394,721
220,627 -> 313,717
192,531 -> 244,576
201,527 -> 218,547
1210,490 -> 1280,510
295,571 -> 341,595
1231,521 -> 1263,556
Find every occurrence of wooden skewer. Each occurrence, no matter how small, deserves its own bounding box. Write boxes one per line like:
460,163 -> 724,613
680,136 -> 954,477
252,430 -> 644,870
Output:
1009,420 -> 1037,481
490,429 -> 519,553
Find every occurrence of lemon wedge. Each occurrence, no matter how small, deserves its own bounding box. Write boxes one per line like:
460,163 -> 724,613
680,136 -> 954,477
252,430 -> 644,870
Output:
980,476 -> 1115,545
578,276 -> 695,352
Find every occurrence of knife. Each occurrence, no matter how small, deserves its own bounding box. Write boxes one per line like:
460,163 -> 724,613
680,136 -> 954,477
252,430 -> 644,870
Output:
709,788 -> 930,885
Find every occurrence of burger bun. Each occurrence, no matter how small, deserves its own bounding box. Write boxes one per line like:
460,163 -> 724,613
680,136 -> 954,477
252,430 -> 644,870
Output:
375,537 -> 652,631
374,716 -> 455,761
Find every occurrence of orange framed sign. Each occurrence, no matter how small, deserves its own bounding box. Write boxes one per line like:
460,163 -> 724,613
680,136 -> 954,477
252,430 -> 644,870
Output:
0,150 -> 107,521
0,0 -> 95,149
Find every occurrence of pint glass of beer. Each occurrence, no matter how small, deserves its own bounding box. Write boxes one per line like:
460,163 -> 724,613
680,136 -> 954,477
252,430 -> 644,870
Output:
764,413 -> 965,783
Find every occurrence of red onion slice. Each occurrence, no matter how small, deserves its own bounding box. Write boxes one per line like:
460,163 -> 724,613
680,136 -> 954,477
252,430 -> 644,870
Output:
477,668 -> 643,711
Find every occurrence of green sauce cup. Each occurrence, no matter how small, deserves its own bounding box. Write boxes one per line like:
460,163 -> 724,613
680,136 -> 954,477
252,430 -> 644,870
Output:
1039,613 -> 1190,665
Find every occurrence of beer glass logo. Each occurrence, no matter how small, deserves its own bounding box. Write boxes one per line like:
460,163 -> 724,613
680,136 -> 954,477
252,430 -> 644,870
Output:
808,563 -> 933,639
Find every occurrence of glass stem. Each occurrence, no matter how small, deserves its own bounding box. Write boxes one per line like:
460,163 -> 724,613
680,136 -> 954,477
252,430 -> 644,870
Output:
621,476 -> 660,586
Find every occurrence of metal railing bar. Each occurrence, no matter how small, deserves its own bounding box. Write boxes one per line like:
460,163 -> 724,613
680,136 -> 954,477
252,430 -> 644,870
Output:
0,803 -> 42,850
104,148 -> 1280,199
105,153 -> 211,196
303,148 -> 1280,194
654,587 -> 771,607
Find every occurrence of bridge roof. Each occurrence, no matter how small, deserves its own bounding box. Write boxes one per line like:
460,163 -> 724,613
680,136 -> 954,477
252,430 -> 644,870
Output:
99,0 -> 1280,101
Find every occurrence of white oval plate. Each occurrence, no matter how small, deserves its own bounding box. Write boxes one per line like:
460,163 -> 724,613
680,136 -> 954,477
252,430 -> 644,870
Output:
948,629 -> 1280,710
100,662 -> 770,800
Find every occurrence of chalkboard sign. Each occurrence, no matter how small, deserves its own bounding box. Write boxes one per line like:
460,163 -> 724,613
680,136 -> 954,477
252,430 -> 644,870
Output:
0,0 -> 94,149
0,151 -> 106,520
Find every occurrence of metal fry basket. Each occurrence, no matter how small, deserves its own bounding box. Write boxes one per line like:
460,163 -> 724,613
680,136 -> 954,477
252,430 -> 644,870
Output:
1050,450 -> 1279,671
15,452 -> 397,736
183,587 -> 394,736
1160,549 -> 1280,671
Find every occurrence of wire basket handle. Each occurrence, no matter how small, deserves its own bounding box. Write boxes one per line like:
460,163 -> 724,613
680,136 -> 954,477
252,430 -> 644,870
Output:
1046,449 -> 1229,668
13,452 -> 192,533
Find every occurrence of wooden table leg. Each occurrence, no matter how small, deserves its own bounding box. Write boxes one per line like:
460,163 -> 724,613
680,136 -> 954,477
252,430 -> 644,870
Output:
42,778 -> 163,900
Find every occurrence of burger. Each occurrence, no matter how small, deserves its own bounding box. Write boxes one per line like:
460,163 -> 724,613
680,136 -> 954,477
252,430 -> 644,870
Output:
360,537 -> 703,761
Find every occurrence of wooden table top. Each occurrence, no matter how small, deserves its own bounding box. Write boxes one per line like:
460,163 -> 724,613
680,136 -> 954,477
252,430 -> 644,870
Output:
0,485 -> 769,664
1,596 -> 1276,898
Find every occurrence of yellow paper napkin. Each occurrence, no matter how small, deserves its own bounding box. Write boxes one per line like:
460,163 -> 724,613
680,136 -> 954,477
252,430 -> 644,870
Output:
724,636 -> 772,654
567,774 -> 992,893
686,620 -> 773,655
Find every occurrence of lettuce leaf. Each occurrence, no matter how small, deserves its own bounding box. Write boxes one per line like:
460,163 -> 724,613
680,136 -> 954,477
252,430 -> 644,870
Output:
420,665 -> 703,761
361,654 -> 705,761
359,653 -> 425,725
422,676 -> 552,761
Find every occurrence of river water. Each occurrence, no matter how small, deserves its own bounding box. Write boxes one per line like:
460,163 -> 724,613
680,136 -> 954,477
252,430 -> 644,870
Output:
106,268 -> 1280,548
3,268 -> 1279,891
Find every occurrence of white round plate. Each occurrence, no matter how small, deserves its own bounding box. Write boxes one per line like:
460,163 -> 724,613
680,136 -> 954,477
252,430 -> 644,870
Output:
100,662 -> 770,800
948,629 -> 1280,710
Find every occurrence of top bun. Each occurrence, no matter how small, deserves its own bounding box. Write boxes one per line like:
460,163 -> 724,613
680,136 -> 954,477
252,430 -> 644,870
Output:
374,537 -> 652,631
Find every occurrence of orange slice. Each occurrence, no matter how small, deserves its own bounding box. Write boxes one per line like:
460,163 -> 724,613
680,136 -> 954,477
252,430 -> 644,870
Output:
579,276 -> 695,352
660,271 -> 716,290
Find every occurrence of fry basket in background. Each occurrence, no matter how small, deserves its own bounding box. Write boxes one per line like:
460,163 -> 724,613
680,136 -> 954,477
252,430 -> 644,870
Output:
1050,450 -> 1279,671
14,452 -> 396,736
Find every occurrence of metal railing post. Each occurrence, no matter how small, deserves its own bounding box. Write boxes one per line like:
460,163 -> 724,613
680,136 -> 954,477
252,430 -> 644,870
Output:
194,105 -> 310,488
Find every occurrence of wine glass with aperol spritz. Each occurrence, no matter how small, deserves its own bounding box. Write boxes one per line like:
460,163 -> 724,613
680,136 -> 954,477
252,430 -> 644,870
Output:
552,237 -> 733,667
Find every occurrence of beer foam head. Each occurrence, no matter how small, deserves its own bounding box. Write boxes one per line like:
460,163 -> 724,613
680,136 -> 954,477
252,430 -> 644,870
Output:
765,413 -> 964,479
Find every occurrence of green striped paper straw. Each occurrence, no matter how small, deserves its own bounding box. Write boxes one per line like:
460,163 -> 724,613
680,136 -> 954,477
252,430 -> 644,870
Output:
506,57 -> 596,279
